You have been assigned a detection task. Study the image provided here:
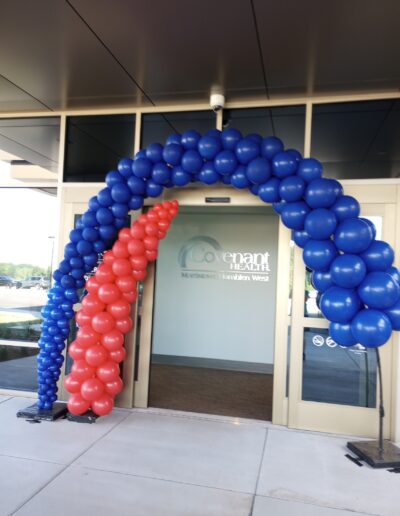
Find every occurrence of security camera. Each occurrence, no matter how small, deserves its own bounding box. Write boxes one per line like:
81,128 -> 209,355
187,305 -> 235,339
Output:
210,93 -> 225,112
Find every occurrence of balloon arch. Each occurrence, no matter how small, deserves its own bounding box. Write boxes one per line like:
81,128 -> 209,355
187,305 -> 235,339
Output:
38,129 -> 400,417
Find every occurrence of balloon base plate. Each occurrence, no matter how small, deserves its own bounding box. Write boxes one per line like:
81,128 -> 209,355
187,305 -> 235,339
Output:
347,440 -> 400,468
16,402 -> 68,422
67,410 -> 99,424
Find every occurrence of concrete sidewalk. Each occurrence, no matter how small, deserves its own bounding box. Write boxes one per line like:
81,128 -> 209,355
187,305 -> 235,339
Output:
0,395 -> 398,516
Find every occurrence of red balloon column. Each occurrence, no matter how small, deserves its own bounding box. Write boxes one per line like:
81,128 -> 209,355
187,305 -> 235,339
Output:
65,200 -> 179,416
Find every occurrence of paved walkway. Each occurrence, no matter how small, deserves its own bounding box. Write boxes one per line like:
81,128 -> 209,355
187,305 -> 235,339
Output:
0,395 -> 398,516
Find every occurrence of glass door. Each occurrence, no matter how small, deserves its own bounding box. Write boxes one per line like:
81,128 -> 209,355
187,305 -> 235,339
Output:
288,185 -> 397,438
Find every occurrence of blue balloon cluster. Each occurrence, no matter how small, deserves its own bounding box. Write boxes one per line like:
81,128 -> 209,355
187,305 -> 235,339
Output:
37,128 -> 400,410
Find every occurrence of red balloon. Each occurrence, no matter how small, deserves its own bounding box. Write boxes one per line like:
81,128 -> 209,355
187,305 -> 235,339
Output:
98,283 -> 121,304
133,269 -> 147,281
138,214 -> 148,226
91,394 -> 114,416
169,208 -> 178,219
64,374 -> 81,393
118,228 -> 132,244
96,361 -> 120,383
115,275 -> 137,293
105,377 -> 123,396
82,294 -> 105,316
158,230 -> 167,240
171,200 -> 179,209
161,201 -> 172,209
86,276 -> 100,295
130,222 -> 146,239
107,299 -> 131,319
145,222 -> 159,236
112,258 -> 132,277
103,251 -> 116,265
113,241 -> 129,258
85,345 -> 108,367
77,326 -> 101,347
143,235 -> 159,251
96,263 -> 116,284
127,239 -> 146,257
153,203 -> 163,212
145,250 -> 158,262
71,360 -> 95,382
76,310 -> 92,328
81,378 -> 105,401
147,211 -> 159,223
158,220 -> 170,232
109,347 -> 126,363
157,208 -> 169,220
92,311 -> 115,334
68,341 -> 86,360
115,316 -> 133,334
130,255 -> 147,270
101,329 -> 124,351
123,290 -> 137,303
68,393 -> 90,415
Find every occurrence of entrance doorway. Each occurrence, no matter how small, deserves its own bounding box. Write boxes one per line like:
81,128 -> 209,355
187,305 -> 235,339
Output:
148,206 -> 279,420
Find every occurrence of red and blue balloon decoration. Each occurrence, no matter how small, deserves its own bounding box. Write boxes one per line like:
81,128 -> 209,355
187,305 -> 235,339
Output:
36,128 -> 400,416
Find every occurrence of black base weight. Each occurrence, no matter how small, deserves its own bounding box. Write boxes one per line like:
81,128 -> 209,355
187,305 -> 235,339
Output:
67,409 -> 99,424
16,402 -> 68,422
347,440 -> 400,469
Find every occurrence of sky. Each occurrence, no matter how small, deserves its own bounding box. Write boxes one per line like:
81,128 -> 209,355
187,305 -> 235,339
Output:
0,182 -> 57,268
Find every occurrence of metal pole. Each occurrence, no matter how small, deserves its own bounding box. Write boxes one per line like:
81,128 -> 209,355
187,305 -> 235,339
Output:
375,348 -> 384,456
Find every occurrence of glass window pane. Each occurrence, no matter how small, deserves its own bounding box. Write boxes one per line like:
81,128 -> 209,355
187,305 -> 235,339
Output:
302,327 -> 377,407
0,187 -> 57,391
64,114 -> 136,182
223,105 -> 306,152
311,100 -> 400,179
0,117 -> 60,185
141,111 -> 216,148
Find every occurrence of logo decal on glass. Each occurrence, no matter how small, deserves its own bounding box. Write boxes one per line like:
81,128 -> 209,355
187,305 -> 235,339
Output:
178,236 -> 271,282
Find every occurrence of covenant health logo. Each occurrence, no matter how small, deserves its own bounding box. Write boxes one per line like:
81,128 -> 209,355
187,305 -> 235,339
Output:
178,236 -> 271,282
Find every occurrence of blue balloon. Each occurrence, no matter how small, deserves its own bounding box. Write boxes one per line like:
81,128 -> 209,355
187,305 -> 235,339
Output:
77,239 -> 93,256
305,178 -> 341,209
88,196 -> 101,211
163,143 -> 184,165
69,256 -> 83,269
114,217 -> 128,229
53,269 -> 63,282
166,133 -> 181,145
105,170 -> 124,187
360,218 -> 377,240
198,136 -> 221,159
146,143 -> 163,163
75,217 -> 84,230
247,133 -> 262,144
152,163 -> 171,185
182,149 -> 203,173
205,129 -> 222,139
297,158 -> 323,183
360,240 -> 394,272
386,266 -> 400,285
181,130 -> 201,150
358,271 -> 400,309
69,229 -> 82,243
132,157 -> 152,178
258,178 -> 281,203
279,176 -> 305,202
320,286 -> 360,323
287,149 -> 302,163
231,166 -> 251,189
272,151 -> 297,178
127,175 -> 146,195
117,158 -> 133,178
197,163 -> 220,185
246,157 -> 271,184
99,224 -> 117,241
81,211 -> 98,228
135,149 -> 146,159
93,240 -> 106,253
330,254 -> 366,288
221,174 -> 231,185
293,230 -> 310,249
351,309 -> 392,347
330,195 -> 360,222
281,201 -> 310,230
221,128 -> 242,150
111,203 -> 129,219
129,195 -> 144,210
384,299 -> 400,330
260,136 -> 284,159
82,227 -> 99,242
83,253 -> 98,267
146,179 -> 163,198
334,218 -> 374,254
214,150 -> 237,175
235,138 -> 260,165
304,208 -> 337,239
59,260 -> 71,274
64,242 -> 79,259
250,184 -> 260,196
97,187 -> 113,207
171,166 -> 191,186
111,182 -> 131,204
303,239 -> 337,271
329,322 -> 357,347
96,207 -> 114,226
312,270 -> 333,292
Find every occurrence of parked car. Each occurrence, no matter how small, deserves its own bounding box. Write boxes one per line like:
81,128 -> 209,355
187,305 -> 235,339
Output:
0,275 -> 13,287
20,276 -> 46,289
